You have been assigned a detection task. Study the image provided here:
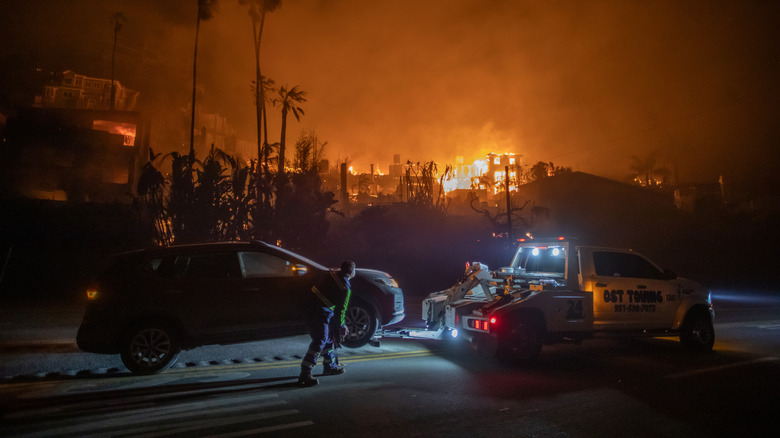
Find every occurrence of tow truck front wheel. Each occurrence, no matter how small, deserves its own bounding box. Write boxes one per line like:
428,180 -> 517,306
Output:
679,310 -> 715,352
497,318 -> 542,365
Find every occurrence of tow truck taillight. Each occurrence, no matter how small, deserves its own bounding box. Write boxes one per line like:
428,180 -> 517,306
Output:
466,318 -> 492,332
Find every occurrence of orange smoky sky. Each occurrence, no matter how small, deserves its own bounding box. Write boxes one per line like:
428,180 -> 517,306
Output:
1,0 -> 778,185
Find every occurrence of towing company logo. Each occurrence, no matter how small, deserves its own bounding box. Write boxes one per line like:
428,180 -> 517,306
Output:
602,289 -> 663,312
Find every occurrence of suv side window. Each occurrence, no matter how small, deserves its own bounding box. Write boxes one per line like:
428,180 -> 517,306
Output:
174,252 -> 242,279
593,251 -> 661,279
239,251 -> 294,277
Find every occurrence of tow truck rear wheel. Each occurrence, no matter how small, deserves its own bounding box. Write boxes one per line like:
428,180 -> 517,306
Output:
679,310 -> 714,352
497,317 -> 542,365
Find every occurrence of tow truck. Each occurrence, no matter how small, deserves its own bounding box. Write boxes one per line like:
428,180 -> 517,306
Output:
382,237 -> 715,363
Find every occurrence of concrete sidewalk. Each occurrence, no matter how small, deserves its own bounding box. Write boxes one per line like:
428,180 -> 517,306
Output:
0,300 -> 83,353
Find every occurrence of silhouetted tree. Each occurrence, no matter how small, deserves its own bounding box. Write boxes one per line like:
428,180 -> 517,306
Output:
135,148 -> 173,246
628,151 -> 669,187
273,84 -> 307,174
293,131 -> 326,172
529,161 -> 571,181
189,1 -> 219,161
250,75 -> 276,174
239,0 -> 281,175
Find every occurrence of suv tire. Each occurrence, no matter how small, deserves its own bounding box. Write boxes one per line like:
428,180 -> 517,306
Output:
120,322 -> 181,375
342,300 -> 378,348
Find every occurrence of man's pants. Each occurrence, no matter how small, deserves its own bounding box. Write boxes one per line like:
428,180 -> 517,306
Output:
301,306 -> 339,373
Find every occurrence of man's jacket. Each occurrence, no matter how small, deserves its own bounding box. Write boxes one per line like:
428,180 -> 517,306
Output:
308,271 -> 352,326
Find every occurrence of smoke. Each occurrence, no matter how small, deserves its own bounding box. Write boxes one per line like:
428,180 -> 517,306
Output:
1,0 -> 778,186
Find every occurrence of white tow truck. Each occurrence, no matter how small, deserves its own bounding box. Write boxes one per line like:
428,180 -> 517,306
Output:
418,237 -> 715,362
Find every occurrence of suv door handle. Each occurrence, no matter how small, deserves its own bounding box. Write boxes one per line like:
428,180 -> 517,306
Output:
163,290 -> 183,294
636,284 -> 647,289
595,283 -> 608,288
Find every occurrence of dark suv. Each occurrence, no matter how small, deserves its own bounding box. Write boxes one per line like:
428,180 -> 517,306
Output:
77,241 -> 405,375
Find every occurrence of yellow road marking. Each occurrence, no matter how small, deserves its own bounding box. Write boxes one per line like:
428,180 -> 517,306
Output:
165,349 -> 436,375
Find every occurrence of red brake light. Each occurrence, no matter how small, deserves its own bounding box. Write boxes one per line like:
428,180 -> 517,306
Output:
489,317 -> 497,324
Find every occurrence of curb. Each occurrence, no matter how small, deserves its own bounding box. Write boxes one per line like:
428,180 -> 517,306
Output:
0,340 -> 79,354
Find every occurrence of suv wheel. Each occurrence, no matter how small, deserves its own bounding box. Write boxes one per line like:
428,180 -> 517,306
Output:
342,300 -> 378,348
679,310 -> 715,352
120,323 -> 181,375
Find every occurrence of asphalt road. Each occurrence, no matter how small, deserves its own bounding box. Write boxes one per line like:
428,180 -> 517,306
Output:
1,291 -> 779,437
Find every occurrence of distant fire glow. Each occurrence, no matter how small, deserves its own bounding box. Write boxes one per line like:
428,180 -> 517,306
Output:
92,120 -> 136,147
441,158 -> 489,193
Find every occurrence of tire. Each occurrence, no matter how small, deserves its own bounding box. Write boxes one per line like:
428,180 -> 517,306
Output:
679,310 -> 715,352
342,300 -> 378,348
496,317 -> 542,365
120,323 -> 181,375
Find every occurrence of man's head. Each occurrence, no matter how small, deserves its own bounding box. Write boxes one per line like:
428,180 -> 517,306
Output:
340,261 -> 356,280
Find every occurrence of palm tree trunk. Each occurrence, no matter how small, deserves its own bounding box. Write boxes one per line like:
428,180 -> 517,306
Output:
189,16 -> 201,167
279,107 -> 287,174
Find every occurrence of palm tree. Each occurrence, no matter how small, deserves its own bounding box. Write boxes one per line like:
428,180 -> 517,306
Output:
109,12 -> 126,111
628,151 -> 669,187
239,0 -> 282,172
189,1 -> 219,165
273,85 -> 306,174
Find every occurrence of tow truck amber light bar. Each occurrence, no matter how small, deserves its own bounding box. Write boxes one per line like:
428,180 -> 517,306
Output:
518,236 -> 566,242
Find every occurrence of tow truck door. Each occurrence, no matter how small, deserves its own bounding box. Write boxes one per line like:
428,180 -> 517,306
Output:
580,248 -> 677,330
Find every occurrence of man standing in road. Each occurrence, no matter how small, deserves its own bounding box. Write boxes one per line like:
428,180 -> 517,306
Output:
298,261 -> 355,387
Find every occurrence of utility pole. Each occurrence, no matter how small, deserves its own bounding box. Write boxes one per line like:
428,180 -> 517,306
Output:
110,12 -> 125,111
505,165 -> 512,241
340,162 -> 350,218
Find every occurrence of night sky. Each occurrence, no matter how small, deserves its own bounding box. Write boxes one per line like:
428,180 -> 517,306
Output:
1,0 -> 778,186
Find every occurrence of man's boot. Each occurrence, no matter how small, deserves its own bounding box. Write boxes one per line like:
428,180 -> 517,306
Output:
323,364 -> 345,375
298,367 -> 318,387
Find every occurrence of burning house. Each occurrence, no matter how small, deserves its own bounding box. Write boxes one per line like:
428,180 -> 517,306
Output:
0,107 -> 148,203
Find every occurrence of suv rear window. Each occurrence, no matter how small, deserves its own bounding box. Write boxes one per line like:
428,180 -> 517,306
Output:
145,252 -> 242,279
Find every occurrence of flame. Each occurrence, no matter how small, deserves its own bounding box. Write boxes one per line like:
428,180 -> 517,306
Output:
92,120 -> 136,147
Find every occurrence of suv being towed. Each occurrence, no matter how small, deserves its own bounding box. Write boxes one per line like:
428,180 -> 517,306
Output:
77,241 -> 405,375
